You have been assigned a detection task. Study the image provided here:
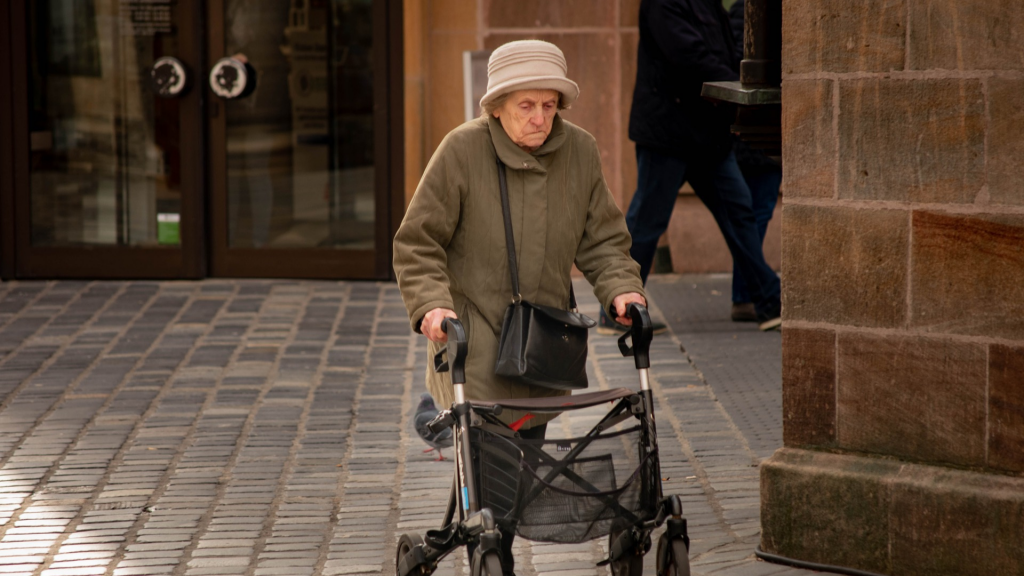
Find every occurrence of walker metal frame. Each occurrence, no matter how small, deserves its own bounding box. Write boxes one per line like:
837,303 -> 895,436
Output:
396,304 -> 691,576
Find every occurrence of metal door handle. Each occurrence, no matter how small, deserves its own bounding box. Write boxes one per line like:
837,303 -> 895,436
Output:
151,57 -> 190,98
209,57 -> 256,99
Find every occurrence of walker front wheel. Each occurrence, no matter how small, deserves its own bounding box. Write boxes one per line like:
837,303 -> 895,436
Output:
656,535 -> 690,576
396,533 -> 433,576
610,554 -> 643,575
470,549 -> 503,576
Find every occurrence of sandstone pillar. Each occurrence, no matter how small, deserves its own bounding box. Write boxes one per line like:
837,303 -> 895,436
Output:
764,1 -> 1024,574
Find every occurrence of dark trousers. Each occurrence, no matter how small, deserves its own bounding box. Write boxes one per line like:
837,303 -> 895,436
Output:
625,145 -> 781,319
731,167 -> 781,304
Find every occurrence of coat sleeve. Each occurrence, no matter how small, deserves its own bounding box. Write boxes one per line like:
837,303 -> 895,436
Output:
573,139 -> 646,317
647,0 -> 738,82
393,138 -> 461,332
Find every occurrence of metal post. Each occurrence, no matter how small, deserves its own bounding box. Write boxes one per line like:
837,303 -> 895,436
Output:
740,0 -> 782,86
457,406 -> 478,514
638,368 -> 651,392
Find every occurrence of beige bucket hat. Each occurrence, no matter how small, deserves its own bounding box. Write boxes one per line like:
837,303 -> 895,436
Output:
479,40 -> 580,110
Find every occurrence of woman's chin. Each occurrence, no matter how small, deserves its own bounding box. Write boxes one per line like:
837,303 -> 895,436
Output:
520,135 -> 548,149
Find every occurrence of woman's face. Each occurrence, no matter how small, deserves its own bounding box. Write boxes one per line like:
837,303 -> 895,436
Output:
493,89 -> 560,152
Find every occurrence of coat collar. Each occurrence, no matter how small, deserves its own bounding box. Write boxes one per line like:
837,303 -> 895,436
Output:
488,114 -> 567,172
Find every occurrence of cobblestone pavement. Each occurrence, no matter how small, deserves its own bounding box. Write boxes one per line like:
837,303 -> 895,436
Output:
0,278 -> 813,576
644,275 -> 783,460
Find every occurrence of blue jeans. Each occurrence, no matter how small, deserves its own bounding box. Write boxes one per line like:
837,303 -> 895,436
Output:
625,145 -> 781,318
732,168 -> 782,303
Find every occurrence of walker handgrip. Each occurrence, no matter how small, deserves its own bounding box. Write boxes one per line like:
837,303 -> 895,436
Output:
432,318 -> 468,384
616,303 -> 652,369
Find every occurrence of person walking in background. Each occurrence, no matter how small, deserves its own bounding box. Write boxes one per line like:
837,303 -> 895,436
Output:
601,0 -> 781,332
725,0 -> 783,322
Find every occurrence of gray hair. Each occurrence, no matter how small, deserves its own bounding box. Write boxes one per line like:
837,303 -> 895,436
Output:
481,90 -> 567,117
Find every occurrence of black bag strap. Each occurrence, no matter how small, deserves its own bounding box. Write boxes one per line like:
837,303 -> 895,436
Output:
497,159 -> 521,303
497,158 -> 579,311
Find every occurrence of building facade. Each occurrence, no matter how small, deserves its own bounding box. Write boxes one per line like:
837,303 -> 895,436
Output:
402,0 -> 781,277
2,0 -> 776,280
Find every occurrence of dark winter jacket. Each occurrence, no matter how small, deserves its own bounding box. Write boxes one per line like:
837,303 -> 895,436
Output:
728,0 -> 745,57
628,0 -> 741,161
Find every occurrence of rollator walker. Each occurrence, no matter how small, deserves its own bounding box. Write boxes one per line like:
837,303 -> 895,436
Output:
396,304 -> 691,576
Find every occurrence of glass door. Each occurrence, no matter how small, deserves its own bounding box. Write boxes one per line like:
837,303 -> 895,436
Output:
206,0 -> 403,279
13,0 -> 205,278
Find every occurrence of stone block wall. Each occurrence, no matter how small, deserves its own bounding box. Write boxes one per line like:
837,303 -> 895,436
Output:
779,0 -> 1024,474
767,1 -> 1024,573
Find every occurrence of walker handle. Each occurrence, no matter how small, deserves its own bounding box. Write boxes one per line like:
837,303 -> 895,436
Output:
617,303 -> 652,370
433,318 -> 468,384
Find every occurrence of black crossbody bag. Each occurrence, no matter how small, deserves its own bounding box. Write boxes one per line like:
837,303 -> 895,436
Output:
493,159 -> 596,390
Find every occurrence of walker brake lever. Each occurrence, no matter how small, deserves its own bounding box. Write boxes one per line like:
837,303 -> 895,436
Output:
617,303 -> 653,370
432,318 -> 468,384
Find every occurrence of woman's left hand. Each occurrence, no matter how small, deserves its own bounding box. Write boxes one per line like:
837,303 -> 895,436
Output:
612,292 -> 647,326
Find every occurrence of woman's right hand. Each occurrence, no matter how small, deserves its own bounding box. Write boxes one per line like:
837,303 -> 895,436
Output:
421,308 -> 458,343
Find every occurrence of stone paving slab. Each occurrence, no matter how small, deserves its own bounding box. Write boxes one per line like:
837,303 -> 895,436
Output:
0,278 -> 813,576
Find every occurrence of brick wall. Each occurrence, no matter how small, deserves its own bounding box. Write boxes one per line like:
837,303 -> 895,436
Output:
780,0 -> 1024,475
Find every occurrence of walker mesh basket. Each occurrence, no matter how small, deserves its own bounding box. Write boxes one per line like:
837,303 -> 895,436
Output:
472,424 -> 659,544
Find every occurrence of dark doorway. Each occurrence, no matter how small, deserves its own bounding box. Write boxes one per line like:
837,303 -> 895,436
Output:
0,0 -> 403,279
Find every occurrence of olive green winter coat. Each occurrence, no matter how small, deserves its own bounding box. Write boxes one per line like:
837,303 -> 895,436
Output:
393,114 -> 644,428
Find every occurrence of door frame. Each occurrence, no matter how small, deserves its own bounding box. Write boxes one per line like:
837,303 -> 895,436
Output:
205,0 -> 404,280
2,0 -> 207,279
1,1 -> 16,278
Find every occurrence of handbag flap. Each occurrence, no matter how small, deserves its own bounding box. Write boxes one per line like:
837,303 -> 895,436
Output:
526,301 -> 597,329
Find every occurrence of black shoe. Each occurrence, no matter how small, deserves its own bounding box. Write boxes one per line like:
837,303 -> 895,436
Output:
597,308 -> 668,335
731,302 -> 757,322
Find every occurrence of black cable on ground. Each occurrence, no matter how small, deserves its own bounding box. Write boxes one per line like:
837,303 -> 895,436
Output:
755,546 -> 889,576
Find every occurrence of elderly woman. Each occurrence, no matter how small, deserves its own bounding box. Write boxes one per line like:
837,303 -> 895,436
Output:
393,40 -> 645,572
396,38 -> 648,414
396,39 -> 646,418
